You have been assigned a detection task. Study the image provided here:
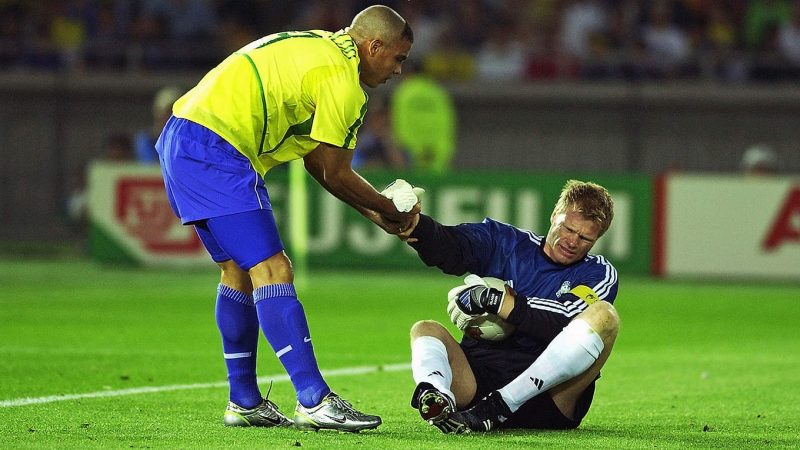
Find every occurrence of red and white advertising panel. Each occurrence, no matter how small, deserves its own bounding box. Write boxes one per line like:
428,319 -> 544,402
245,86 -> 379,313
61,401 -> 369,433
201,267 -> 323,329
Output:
655,173 -> 800,280
88,162 -> 210,267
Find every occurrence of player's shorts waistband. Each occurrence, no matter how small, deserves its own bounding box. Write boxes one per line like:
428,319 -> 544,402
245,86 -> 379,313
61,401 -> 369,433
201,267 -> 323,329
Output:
160,116 -> 238,152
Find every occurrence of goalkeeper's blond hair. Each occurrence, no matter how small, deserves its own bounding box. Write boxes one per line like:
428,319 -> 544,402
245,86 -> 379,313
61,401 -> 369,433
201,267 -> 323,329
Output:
553,180 -> 614,237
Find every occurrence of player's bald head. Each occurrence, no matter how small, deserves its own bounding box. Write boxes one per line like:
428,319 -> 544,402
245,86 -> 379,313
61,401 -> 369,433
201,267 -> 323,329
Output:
348,5 -> 413,45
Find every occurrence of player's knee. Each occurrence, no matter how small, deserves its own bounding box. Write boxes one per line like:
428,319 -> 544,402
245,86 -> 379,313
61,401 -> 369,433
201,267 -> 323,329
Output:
218,260 -> 252,292
249,251 -> 294,285
580,301 -> 620,341
410,320 -> 448,340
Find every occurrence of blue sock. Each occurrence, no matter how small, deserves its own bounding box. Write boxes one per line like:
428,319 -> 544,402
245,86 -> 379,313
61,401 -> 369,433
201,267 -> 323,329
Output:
254,284 -> 330,408
215,284 -> 262,408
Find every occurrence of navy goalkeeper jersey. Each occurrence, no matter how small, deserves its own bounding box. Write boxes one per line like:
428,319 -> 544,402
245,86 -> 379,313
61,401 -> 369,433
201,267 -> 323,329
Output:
408,215 -> 618,354
454,217 -> 618,308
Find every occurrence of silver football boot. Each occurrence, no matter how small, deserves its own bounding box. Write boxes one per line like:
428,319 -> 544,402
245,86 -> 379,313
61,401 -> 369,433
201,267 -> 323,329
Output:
223,397 -> 293,427
293,392 -> 382,432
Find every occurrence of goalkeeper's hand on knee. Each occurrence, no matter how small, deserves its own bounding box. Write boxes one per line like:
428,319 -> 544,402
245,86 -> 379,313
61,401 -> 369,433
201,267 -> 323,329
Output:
447,274 -> 512,316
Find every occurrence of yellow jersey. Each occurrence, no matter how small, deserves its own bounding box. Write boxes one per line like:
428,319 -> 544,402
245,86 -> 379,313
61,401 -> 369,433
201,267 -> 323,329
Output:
173,29 -> 368,176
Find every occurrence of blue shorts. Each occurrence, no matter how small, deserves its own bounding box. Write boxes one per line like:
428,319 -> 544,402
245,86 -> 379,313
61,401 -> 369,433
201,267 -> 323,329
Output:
156,116 -> 271,224
156,116 -> 284,269
194,209 -> 284,270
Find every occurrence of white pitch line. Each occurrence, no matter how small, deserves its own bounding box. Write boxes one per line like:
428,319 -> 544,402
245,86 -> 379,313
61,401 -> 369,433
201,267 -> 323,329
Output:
0,362 -> 411,408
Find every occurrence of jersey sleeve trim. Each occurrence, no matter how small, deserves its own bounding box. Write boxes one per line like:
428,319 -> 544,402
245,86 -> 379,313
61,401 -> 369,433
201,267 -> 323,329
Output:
588,255 -> 618,300
342,99 -> 368,149
522,294 -> 590,319
505,292 -> 577,342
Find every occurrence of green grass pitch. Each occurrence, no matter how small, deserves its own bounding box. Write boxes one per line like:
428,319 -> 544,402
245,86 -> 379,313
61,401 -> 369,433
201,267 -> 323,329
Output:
1,259 -> 798,449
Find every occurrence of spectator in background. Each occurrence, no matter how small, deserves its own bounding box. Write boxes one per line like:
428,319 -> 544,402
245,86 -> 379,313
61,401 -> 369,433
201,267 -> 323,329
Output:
523,2 -> 581,81
49,0 -> 92,70
740,143 -> 780,176
776,2 -> 800,67
289,0 -> 351,31
391,64 -> 457,172
134,85 -> 185,164
452,0 -> 489,52
82,0 -> 133,70
395,2 -> 445,69
422,20 -> 476,81
138,0 -> 217,40
559,0 -> 608,66
641,0 -> 692,78
20,2 -> 63,70
744,0 -> 791,51
4,1 -> 800,83
699,4 -> 748,82
352,95 -> 410,170
131,0 -> 218,69
474,15 -> 527,81
560,0 -> 632,80
0,1 -> 25,68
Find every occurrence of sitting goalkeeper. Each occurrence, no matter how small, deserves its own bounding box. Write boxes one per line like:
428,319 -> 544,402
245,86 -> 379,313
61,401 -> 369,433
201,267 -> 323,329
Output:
398,179 -> 619,433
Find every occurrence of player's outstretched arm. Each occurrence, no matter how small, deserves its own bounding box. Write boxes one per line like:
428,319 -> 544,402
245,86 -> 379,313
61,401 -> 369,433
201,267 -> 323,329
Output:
405,215 -> 479,276
304,142 -> 418,234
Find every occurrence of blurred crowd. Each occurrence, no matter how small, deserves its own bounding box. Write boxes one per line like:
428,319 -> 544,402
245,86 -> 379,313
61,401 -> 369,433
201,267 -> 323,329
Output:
1,0 -> 799,83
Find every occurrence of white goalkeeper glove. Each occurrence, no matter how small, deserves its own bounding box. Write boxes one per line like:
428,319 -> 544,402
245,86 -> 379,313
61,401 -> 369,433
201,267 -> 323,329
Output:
446,275 -> 510,328
380,179 -> 425,213
447,295 -> 477,331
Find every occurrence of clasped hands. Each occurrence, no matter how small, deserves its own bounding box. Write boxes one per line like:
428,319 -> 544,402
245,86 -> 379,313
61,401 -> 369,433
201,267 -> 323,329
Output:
373,179 -> 424,239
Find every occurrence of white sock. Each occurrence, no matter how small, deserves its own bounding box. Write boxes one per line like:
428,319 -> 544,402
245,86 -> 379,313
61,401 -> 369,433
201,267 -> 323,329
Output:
498,319 -> 604,412
411,336 -> 456,403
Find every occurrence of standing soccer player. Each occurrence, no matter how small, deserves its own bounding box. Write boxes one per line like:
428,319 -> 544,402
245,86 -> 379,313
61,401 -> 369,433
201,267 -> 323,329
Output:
401,180 -> 620,433
156,5 -> 415,432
